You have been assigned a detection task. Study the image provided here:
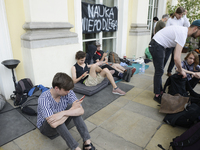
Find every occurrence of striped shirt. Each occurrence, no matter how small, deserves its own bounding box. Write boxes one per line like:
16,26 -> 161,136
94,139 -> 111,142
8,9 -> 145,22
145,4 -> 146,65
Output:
181,60 -> 200,81
37,89 -> 77,128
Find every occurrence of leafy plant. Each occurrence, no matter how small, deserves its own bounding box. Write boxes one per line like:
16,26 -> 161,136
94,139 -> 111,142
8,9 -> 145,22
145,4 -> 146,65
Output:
167,0 -> 200,23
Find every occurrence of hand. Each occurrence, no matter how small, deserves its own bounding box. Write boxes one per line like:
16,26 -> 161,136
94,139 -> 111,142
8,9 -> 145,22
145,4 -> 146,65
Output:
47,112 -> 64,124
82,71 -> 88,77
194,72 -> 200,79
71,100 -> 82,109
179,70 -> 187,78
103,53 -> 107,57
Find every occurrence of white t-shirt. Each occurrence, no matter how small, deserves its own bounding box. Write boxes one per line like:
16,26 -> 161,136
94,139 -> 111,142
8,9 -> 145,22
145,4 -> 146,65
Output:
153,26 -> 188,49
166,15 -> 190,27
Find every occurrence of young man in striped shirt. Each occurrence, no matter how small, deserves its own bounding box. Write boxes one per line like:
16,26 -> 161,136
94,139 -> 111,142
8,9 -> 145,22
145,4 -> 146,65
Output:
37,72 -> 95,150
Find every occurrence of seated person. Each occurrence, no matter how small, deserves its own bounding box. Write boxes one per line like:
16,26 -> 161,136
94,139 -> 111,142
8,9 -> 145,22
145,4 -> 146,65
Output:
178,51 -> 200,89
93,42 -> 136,78
71,51 -> 126,95
37,72 -> 95,150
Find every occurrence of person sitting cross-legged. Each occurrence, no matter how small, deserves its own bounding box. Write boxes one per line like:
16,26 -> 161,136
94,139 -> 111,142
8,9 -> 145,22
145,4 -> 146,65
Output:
37,72 -> 95,150
71,51 -> 126,95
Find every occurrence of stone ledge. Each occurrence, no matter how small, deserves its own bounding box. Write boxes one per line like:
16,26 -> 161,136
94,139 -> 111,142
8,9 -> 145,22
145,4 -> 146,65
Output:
129,23 -> 150,36
21,22 -> 78,49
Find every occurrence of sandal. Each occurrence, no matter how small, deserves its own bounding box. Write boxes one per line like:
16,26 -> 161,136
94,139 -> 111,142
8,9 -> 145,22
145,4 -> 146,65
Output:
83,143 -> 95,150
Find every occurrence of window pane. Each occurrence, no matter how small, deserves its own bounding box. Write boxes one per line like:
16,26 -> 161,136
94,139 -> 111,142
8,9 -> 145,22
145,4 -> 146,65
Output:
103,0 -> 114,7
103,32 -> 114,38
83,41 -> 96,52
102,39 -> 113,53
82,33 -> 97,40
82,0 -> 95,4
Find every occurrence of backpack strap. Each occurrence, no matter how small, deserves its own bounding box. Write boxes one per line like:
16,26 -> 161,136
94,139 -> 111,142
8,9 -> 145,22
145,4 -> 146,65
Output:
18,80 -> 26,93
163,76 -> 171,93
26,78 -> 33,88
183,61 -> 192,78
112,53 -> 116,63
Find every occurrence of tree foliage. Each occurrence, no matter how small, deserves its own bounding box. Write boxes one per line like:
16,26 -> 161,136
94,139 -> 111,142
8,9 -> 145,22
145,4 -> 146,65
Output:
167,0 -> 200,23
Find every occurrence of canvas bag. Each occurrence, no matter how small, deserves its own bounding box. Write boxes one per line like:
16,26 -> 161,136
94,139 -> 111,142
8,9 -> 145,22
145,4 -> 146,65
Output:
159,93 -> 189,114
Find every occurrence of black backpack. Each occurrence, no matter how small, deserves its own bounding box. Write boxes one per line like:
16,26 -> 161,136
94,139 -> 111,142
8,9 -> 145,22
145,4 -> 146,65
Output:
14,78 -> 33,106
163,74 -> 200,98
163,103 -> 200,128
170,122 -> 200,150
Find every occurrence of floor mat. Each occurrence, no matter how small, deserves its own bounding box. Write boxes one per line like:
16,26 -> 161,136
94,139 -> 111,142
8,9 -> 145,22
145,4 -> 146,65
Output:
17,82 -> 134,130
0,109 -> 36,146
0,102 -> 14,114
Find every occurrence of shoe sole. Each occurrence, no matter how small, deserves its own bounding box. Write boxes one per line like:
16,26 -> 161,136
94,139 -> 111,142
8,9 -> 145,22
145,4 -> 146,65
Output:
112,92 -> 125,95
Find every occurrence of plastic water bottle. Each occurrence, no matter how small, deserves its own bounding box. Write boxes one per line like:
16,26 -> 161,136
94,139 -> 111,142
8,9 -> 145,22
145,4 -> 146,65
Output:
139,67 -> 142,74
142,62 -> 145,73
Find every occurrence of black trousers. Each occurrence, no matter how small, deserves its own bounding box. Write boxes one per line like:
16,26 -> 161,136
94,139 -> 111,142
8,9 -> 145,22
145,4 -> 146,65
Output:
189,77 -> 200,89
149,39 -> 165,94
101,64 -> 119,77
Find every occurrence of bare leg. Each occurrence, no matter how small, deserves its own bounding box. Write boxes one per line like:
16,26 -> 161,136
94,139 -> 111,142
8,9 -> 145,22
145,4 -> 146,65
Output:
111,63 -> 125,73
99,68 -> 117,89
89,64 -> 102,78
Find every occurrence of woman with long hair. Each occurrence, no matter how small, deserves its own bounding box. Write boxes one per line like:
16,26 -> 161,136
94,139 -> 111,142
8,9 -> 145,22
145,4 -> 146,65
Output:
180,51 -> 200,89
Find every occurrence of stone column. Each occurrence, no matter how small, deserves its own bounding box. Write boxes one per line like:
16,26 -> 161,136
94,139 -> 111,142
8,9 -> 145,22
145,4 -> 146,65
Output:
127,0 -> 150,58
21,0 -> 79,87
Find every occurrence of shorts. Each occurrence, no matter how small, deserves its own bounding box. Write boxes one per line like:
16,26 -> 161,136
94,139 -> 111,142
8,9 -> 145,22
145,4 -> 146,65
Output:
84,73 -> 105,86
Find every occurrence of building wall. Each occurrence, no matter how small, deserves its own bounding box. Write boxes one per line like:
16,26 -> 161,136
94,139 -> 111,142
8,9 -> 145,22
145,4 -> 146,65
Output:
126,0 -> 150,59
4,0 -> 26,80
68,0 -> 75,33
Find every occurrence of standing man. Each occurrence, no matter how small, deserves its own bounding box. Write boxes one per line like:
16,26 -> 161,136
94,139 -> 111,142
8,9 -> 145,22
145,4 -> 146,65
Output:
164,7 -> 190,76
149,20 -> 200,104
37,72 -> 95,150
154,14 -> 169,34
152,17 -> 159,38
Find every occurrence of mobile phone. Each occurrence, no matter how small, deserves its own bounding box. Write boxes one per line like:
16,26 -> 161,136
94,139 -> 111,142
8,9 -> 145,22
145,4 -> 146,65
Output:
106,50 -> 109,53
79,95 -> 85,101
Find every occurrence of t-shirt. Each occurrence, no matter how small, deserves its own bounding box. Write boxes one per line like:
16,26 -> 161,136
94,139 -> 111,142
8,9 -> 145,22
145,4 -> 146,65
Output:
93,50 -> 104,63
155,20 -> 165,34
37,89 -> 77,128
166,15 -> 190,27
153,25 -> 188,49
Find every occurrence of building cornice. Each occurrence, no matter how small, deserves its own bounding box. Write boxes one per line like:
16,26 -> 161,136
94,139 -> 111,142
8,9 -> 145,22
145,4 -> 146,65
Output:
21,22 -> 78,49
129,23 -> 150,36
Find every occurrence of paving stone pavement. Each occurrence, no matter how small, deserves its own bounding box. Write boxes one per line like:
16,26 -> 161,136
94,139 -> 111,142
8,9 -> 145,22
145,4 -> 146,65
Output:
2,53 -> 200,150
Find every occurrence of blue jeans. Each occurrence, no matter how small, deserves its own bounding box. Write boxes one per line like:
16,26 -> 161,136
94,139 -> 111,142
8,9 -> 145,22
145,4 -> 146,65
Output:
149,39 -> 165,94
164,47 -> 175,73
39,113 -> 90,150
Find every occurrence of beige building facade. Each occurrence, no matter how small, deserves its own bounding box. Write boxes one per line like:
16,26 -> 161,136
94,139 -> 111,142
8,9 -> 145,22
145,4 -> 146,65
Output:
0,0 -> 175,99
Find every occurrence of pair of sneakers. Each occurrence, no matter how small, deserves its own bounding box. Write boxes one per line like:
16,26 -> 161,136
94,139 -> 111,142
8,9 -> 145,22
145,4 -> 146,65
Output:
112,87 -> 126,95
